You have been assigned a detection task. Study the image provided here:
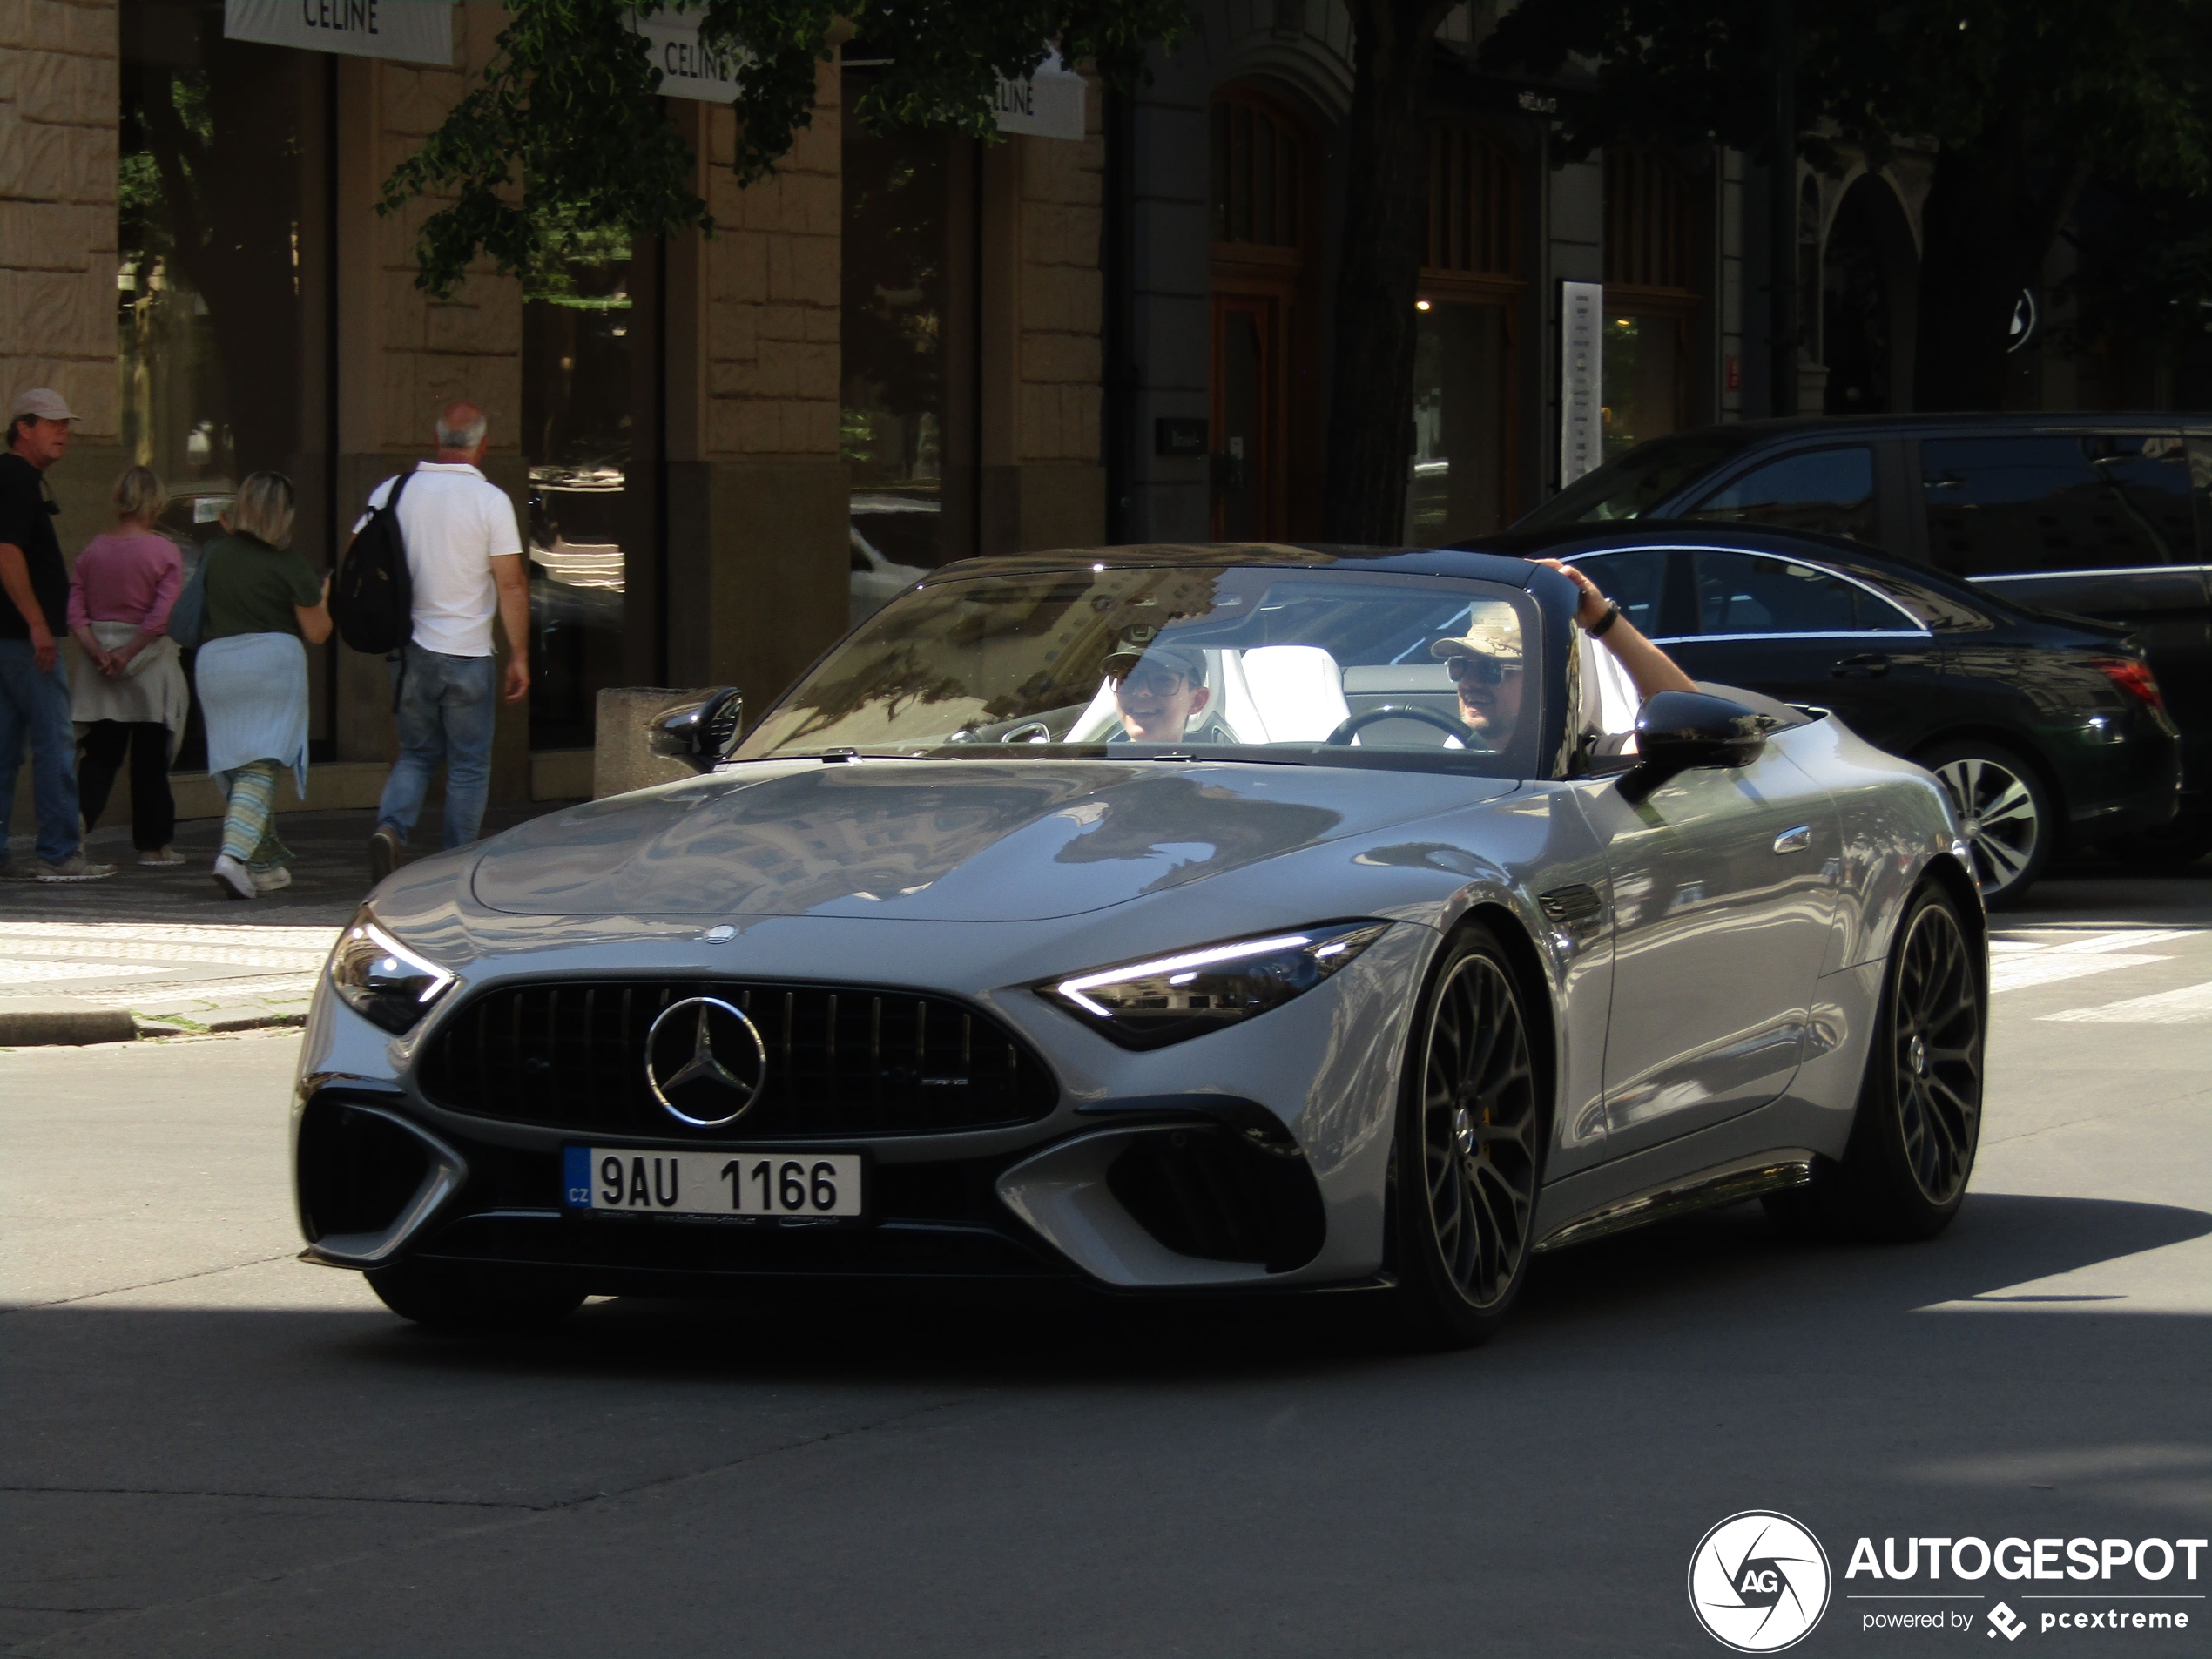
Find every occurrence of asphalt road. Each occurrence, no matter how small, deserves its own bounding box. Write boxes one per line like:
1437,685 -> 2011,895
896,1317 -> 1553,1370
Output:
3,864 -> 2208,1657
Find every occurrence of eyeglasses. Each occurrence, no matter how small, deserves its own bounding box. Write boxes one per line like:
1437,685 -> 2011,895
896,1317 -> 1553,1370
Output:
1112,664 -> 1192,697
1443,652 -> 1511,687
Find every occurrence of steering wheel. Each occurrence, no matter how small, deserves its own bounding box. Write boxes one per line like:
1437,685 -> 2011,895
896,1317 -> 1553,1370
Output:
1324,704 -> 1479,747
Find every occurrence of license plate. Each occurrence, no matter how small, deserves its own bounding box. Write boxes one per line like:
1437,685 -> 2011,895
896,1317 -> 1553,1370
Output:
563,1147 -> 865,1219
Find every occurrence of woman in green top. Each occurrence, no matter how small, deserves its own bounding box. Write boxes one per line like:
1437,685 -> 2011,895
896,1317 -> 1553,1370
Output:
190,472 -> 333,900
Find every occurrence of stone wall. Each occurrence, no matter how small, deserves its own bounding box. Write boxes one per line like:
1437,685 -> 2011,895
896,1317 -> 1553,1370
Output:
0,0 -> 119,444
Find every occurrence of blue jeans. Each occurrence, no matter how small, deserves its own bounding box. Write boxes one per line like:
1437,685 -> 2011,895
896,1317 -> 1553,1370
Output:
376,644 -> 498,851
0,639 -> 83,866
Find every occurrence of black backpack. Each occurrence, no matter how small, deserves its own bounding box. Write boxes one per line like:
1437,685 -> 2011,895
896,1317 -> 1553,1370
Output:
332,468 -> 415,654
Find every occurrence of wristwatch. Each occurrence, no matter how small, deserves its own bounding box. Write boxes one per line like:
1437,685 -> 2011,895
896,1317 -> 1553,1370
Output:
1584,600 -> 1622,638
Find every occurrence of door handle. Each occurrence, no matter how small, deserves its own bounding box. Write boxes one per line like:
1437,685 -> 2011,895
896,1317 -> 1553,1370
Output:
1831,653 -> 1891,678
1773,825 -> 1813,854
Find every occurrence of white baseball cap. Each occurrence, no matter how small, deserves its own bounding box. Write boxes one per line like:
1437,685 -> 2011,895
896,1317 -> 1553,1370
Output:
10,388 -> 78,423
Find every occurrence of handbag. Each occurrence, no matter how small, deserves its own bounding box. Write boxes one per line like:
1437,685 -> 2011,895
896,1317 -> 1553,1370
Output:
167,548 -> 212,650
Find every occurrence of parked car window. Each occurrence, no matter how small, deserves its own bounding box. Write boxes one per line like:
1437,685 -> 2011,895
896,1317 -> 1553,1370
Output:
1921,434 -> 2193,577
1691,550 -> 1916,636
1568,549 -> 1670,636
1515,430 -> 1757,526
1680,447 -> 1878,541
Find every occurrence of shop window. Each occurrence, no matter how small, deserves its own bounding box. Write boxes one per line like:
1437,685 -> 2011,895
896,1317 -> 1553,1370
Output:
118,0 -> 334,762
523,251 -> 638,751
841,62 -> 978,612
1922,435 -> 2195,577
1683,447 -> 1878,541
1602,149 -> 1700,460
1410,123 -> 1524,543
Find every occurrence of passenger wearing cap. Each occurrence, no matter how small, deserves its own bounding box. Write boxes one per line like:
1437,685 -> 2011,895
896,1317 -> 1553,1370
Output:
1430,556 -> 1695,749
1100,637 -> 1217,745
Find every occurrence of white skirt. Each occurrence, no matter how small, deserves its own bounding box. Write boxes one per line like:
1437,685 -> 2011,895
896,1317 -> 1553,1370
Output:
192,631 -> 310,797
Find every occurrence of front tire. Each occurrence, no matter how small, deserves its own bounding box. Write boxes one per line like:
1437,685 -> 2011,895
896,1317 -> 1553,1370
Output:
1389,924 -> 1548,1347
1771,882 -> 1985,1242
366,1261 -> 587,1332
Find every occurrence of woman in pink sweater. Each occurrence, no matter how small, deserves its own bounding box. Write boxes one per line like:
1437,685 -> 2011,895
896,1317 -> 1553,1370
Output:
68,466 -> 188,865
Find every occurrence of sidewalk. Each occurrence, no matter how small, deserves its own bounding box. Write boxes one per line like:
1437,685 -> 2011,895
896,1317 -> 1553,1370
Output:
0,800 -> 572,1043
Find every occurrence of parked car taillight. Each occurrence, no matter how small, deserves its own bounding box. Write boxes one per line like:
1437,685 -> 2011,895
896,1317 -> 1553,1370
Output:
2090,657 -> 2167,711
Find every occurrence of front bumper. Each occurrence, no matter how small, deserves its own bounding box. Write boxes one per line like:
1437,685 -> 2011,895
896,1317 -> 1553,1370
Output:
291,919 -> 1430,1293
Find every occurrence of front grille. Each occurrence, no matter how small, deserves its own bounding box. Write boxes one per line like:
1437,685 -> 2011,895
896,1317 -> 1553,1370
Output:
417,979 -> 1058,1138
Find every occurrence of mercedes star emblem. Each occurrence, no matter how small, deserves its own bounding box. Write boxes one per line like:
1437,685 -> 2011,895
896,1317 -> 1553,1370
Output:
644,995 -> 768,1127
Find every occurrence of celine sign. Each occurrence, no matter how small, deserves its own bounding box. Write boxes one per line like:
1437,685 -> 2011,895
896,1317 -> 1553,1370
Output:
630,8 -> 746,104
222,1 -> 455,66
993,50 -> 1087,141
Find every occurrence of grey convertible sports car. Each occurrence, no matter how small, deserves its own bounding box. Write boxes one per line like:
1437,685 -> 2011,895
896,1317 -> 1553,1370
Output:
296,543 -> 1988,1345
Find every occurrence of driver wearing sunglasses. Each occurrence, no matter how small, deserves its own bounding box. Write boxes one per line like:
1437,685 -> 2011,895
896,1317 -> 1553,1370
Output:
1431,558 -> 1695,747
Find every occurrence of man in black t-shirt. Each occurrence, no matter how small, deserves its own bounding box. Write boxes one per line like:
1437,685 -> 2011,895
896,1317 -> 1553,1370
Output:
1,388 -> 113,881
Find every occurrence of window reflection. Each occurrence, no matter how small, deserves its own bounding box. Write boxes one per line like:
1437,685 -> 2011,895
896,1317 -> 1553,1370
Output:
523,253 -> 631,750
842,64 -> 976,623
1409,302 -> 1511,543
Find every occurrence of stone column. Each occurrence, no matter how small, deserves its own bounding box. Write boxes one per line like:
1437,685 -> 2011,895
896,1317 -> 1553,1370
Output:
1,0 -> 123,539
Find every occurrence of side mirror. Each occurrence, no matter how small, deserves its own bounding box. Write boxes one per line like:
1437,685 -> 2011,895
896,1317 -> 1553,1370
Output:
1619,691 -> 1768,805
649,687 -> 744,772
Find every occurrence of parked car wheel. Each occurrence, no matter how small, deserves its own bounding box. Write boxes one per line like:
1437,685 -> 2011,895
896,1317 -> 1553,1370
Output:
367,1262 -> 586,1332
2100,811 -> 2212,872
1767,882 -> 1985,1242
1390,924 -> 1548,1347
1920,740 -> 2053,907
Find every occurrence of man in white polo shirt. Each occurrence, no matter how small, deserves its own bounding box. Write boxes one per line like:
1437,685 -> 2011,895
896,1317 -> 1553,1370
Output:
363,401 -> 529,882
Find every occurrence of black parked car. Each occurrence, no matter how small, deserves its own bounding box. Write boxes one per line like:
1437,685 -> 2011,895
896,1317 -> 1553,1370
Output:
1516,415 -> 2212,869
1460,524 -> 2182,907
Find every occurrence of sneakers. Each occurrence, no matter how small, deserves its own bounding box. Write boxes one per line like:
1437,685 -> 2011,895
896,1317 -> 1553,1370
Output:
138,846 -> 188,867
368,826 -> 401,886
211,853 -> 257,900
35,853 -> 118,883
253,865 -> 293,893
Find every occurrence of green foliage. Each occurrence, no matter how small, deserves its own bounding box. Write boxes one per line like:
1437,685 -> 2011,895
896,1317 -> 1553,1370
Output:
382,0 -> 1190,298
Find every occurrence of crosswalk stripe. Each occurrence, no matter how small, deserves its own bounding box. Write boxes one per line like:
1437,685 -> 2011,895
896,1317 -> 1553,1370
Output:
2040,978 -> 2212,1025
1989,953 -> 2171,994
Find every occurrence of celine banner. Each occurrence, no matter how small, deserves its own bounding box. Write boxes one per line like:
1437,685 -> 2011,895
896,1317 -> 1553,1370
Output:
222,1 -> 455,67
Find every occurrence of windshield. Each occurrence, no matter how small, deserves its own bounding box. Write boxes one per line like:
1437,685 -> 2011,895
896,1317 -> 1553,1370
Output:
735,565 -> 1545,778
1517,430 -> 1755,527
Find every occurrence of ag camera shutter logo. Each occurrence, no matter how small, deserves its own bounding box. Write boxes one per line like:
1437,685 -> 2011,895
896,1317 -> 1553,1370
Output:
1689,1511 -> 1832,1652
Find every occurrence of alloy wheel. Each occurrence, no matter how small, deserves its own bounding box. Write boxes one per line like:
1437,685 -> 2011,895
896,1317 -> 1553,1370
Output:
1419,953 -> 1540,1309
1932,754 -> 2040,899
1889,900 -> 1982,1206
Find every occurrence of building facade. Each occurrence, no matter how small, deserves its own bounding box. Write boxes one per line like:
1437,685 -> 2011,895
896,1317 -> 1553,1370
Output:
4,0 -> 1111,822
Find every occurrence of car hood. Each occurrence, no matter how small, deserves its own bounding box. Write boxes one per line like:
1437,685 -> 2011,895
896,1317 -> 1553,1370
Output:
470,759 -> 1515,922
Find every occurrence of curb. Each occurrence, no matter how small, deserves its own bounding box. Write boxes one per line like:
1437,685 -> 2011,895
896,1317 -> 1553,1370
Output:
0,1009 -> 140,1047
1,1008 -> 307,1047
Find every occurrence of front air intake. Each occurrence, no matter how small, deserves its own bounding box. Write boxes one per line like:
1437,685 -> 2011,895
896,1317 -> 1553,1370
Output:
1105,1126 -> 1325,1274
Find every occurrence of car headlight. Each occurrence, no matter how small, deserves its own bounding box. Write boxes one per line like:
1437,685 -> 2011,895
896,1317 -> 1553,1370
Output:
1042,921 -> 1391,1050
327,909 -> 457,1035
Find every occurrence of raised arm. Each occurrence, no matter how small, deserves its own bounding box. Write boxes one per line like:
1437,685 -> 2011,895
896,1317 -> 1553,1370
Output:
1538,557 -> 1696,701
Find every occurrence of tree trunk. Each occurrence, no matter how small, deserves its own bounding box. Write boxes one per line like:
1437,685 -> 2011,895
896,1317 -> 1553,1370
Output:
1321,1 -> 1453,544
1912,118 -> 2087,412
